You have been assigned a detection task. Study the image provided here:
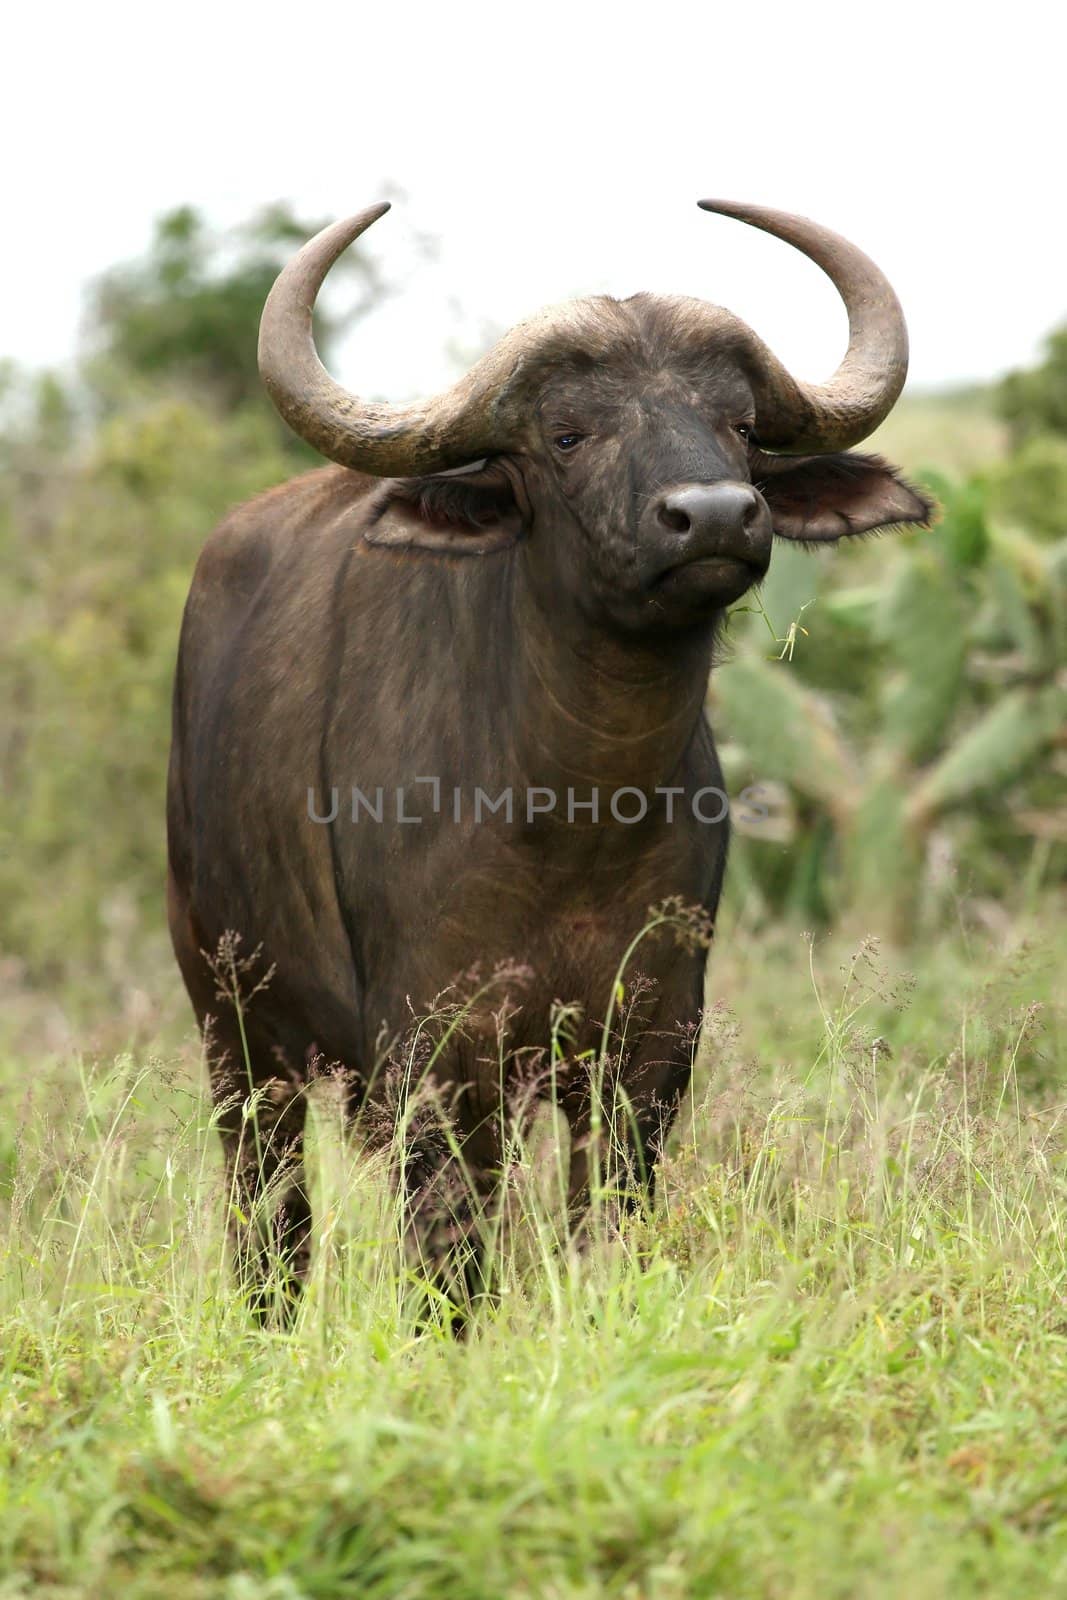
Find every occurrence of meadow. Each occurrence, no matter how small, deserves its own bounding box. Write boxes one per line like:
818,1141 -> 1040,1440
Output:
2,909 -> 1064,1597
1,212 -> 1065,1595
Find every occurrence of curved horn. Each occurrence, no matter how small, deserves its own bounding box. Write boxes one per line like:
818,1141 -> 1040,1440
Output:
258,203 -> 517,475
697,200 -> 910,451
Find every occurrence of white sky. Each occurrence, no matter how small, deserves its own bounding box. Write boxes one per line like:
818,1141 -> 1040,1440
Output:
5,0 -> 1065,399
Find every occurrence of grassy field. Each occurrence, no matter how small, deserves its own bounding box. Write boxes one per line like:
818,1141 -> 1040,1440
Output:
2,901 -> 1064,1598
867,386 -> 1009,480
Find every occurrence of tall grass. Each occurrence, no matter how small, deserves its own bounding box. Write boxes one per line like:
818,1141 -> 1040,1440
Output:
2,911 -> 1064,1596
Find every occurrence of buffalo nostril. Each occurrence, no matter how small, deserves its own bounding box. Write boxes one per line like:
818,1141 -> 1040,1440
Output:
658,503 -> 693,535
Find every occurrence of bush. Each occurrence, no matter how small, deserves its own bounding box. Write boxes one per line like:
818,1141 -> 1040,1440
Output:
988,434 -> 1067,541
716,476 -> 1067,936
0,388 -> 293,994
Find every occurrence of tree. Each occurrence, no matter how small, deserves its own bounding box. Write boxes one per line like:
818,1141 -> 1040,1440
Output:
998,323 -> 1067,445
83,202 -> 386,419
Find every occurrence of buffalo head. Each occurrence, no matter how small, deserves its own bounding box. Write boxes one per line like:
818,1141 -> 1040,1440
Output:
258,201 -> 933,634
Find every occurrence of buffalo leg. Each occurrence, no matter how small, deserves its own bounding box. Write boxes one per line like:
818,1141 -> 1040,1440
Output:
394,1087 -> 502,1331
209,1035 -> 312,1324
563,1048 -> 694,1231
623,1065 -> 691,1213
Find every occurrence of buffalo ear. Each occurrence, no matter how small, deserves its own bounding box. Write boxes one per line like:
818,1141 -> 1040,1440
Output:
365,461 -> 523,555
754,449 -> 936,543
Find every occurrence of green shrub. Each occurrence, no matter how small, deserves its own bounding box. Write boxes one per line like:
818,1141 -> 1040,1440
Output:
717,475 -> 1066,936
0,391 -> 292,993
988,434 -> 1067,541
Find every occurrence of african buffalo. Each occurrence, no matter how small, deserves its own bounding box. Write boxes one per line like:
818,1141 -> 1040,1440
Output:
167,199 -> 932,1318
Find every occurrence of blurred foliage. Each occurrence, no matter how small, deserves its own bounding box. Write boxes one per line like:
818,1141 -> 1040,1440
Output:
1,201 -> 395,1006
998,323 -> 1067,446
0,209 -> 1065,1012
987,434 -> 1067,542
716,475 -> 1066,936
989,320 -> 1067,543
85,203 -> 383,421
867,386 -> 1009,482
0,385 -> 294,993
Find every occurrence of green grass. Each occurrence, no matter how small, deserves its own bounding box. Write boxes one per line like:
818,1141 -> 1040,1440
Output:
868,385 -> 1008,480
1,907 -> 1065,1598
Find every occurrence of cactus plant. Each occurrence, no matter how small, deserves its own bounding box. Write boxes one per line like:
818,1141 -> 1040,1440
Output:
714,475 -> 1067,936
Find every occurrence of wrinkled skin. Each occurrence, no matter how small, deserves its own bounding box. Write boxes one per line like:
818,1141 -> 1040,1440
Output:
167,294 -> 932,1319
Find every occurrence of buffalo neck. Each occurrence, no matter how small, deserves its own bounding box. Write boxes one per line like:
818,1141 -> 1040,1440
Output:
507,568 -> 717,799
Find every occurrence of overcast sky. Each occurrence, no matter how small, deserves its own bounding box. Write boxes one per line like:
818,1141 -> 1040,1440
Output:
6,1 -> 1065,400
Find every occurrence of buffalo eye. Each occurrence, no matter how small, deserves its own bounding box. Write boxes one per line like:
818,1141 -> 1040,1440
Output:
733,422 -> 754,441
553,432 -> 584,452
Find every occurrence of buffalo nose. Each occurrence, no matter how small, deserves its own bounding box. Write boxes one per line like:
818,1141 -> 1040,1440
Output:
656,483 -> 761,542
